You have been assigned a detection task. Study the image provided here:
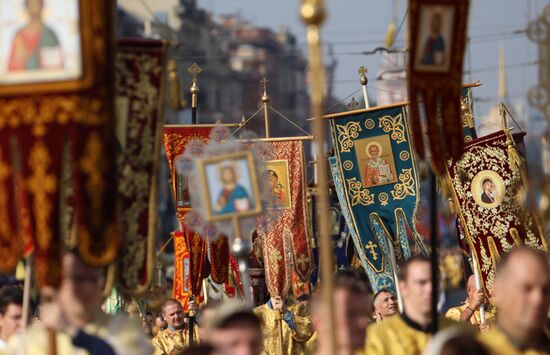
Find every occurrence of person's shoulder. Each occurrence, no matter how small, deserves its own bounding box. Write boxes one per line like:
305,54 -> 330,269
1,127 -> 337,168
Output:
367,314 -> 402,335
439,315 -> 463,329
444,306 -> 463,321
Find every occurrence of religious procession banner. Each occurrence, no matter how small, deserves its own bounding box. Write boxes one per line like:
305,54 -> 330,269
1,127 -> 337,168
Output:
115,39 -> 167,295
172,230 -> 192,307
0,0 -> 118,287
163,125 -> 237,299
446,129 -> 547,296
329,156 -> 395,293
327,103 -> 427,292
408,0 -> 471,173
247,139 -> 312,298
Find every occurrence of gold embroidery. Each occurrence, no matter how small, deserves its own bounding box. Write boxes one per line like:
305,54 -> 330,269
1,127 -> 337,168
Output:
391,169 -> 415,200
378,192 -> 389,206
509,228 -> 522,247
0,147 -> 14,262
27,142 -> 57,250
379,114 -> 406,144
336,121 -> 362,153
365,241 -> 379,260
80,133 -> 106,226
461,91 -> 475,129
347,177 -> 375,206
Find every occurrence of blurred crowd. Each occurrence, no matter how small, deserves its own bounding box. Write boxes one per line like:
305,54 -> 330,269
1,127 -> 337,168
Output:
0,247 -> 548,354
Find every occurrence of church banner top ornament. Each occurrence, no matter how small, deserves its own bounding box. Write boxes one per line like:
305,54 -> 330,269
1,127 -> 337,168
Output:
407,0 -> 471,173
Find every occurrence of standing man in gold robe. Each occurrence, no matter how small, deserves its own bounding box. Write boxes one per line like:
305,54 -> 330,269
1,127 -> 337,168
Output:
371,288 -> 398,323
445,275 -> 493,331
479,247 -> 550,354
152,299 -> 199,355
253,295 -> 313,355
365,255 -> 458,355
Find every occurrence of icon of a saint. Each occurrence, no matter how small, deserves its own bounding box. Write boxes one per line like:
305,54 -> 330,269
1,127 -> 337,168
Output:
480,178 -> 499,204
420,10 -> 445,66
364,142 -> 393,187
8,0 -> 64,72
215,164 -> 252,214
261,169 -> 287,208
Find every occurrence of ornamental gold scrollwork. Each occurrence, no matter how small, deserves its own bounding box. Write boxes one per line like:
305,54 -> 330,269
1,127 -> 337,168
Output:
347,177 -> 375,206
391,168 -> 416,200
80,133 -> 107,226
378,192 -> 389,206
461,93 -> 475,129
336,121 -> 362,153
379,114 -> 406,144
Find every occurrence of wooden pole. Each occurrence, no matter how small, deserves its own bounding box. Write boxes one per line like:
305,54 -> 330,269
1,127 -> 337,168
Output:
231,218 -> 252,303
300,0 -> 336,353
21,256 -> 32,329
471,252 -> 486,323
429,170 -> 439,333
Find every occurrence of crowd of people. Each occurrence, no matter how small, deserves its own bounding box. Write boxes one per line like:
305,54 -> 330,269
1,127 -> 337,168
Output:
0,247 -> 548,354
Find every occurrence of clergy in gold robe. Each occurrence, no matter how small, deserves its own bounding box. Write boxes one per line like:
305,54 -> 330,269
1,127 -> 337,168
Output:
152,326 -> 199,355
445,275 -> 494,331
152,299 -> 199,355
365,255 -> 460,355
253,296 -> 314,355
478,248 -> 550,355
445,303 -> 494,329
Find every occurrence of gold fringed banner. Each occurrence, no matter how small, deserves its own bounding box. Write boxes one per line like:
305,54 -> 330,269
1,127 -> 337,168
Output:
0,0 -> 118,287
408,0 -> 470,173
116,39 -> 167,296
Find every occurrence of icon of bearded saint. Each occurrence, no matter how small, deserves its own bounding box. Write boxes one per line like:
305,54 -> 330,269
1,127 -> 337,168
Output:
364,142 -> 393,187
215,164 -> 252,214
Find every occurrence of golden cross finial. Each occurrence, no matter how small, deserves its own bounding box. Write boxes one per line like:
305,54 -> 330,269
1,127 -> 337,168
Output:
348,97 -> 359,110
188,62 -> 202,80
365,241 -> 378,260
358,66 -> 368,76
260,78 -> 268,92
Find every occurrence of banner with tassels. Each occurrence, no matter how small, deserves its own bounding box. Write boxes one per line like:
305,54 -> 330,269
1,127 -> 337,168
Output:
115,39 -> 167,296
328,103 -> 428,292
0,0 -> 118,288
408,0 -> 470,173
172,230 -> 191,307
446,129 -> 547,297
163,125 -> 236,298
248,139 -> 312,297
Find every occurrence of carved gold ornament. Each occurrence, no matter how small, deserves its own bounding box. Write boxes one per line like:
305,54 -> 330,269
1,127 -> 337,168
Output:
391,168 -> 416,200
347,177 -> 375,206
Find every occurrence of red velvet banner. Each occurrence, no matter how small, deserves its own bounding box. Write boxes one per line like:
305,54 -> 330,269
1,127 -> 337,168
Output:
253,140 -> 312,297
447,130 -> 547,296
0,0 -> 118,287
116,39 -> 167,295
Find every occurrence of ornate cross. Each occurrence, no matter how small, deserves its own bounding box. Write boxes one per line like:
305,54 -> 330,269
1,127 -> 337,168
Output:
260,78 -> 268,92
188,62 -> 202,80
365,240 -> 378,260
348,97 -> 359,110
358,66 -> 368,76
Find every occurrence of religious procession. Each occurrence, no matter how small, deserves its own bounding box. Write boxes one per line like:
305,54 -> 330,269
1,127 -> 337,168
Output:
0,0 -> 549,354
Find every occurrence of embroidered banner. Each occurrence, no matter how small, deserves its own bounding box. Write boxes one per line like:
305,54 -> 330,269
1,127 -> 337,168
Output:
461,84 -> 478,142
252,140 -> 312,297
173,230 -> 192,307
328,104 -> 428,292
116,39 -> 167,295
408,0 -> 471,173
329,156 -> 395,292
0,0 -> 119,287
446,130 -> 547,296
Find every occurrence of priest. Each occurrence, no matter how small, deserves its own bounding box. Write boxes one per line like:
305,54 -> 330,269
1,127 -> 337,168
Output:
253,295 -> 313,355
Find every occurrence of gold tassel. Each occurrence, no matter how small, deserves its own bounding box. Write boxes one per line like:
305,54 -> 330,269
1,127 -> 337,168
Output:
507,143 -> 522,170
384,21 -> 396,48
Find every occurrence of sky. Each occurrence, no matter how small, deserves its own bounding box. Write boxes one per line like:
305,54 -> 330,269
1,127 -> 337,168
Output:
204,0 -> 548,122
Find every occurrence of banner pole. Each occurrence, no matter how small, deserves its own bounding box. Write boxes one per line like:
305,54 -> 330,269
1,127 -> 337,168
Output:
300,0 -> 336,353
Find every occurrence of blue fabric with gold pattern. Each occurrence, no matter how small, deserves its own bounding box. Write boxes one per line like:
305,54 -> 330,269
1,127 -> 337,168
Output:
328,104 -> 427,292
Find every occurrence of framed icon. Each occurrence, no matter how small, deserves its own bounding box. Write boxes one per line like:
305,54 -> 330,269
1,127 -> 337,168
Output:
198,151 -> 262,222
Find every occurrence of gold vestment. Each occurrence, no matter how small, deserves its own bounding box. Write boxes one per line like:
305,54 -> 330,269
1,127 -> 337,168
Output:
5,311 -> 151,355
365,314 -> 458,355
253,303 -> 314,355
152,326 -> 199,355
445,304 -> 495,327
479,327 -> 550,355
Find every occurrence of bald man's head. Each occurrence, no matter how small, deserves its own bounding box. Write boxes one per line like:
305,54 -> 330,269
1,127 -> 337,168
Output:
494,247 -> 550,340
162,299 -> 185,329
